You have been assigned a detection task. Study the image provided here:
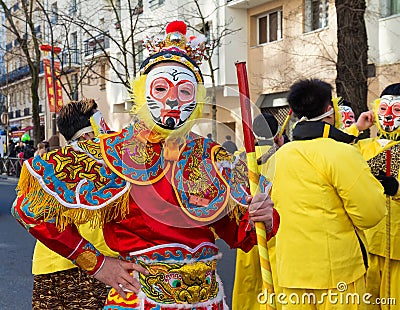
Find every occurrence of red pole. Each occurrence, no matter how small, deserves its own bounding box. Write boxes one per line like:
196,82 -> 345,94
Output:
235,62 -> 255,153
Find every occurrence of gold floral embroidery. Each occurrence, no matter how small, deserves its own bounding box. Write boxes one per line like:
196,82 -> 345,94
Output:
139,260 -> 219,304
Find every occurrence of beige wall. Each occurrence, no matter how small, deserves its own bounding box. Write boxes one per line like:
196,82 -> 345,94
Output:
247,0 -> 400,109
368,63 -> 400,103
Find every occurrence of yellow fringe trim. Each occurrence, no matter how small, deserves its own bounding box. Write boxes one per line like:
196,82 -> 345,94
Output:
17,164 -> 130,231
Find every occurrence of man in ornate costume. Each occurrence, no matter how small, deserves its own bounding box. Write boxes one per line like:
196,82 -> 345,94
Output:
260,79 -> 387,310
12,20 -> 278,310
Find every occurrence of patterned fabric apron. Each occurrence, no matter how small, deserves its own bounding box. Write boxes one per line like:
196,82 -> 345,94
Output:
103,242 -> 227,310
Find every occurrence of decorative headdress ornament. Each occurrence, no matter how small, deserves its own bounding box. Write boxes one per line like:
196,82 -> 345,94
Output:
141,20 -> 209,83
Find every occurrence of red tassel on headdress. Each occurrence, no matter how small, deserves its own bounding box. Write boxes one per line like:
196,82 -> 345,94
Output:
166,20 -> 187,35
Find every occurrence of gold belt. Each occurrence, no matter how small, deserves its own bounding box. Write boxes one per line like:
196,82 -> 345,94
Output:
137,259 -> 219,304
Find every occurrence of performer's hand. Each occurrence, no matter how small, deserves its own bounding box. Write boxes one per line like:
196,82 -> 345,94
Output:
247,193 -> 274,232
93,256 -> 149,299
274,135 -> 285,147
376,170 -> 399,196
356,110 -> 374,131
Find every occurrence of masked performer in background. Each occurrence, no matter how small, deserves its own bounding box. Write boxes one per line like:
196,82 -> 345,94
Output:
12,20 -> 278,310
355,83 -> 400,309
30,98 -> 117,309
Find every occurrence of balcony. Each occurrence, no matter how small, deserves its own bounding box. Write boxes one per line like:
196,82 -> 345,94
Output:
0,61 -> 44,87
227,0 -> 274,9
84,32 -> 110,56
61,49 -> 81,68
149,0 -> 164,9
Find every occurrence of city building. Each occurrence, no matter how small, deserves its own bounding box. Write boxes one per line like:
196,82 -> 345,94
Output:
1,0 -> 399,146
228,0 -> 400,134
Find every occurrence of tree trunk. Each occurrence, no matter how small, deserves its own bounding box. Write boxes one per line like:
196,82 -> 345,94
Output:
211,84 -> 217,140
335,0 -> 368,118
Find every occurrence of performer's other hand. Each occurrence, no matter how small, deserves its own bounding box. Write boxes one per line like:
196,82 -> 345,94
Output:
93,256 -> 149,299
246,193 -> 274,232
274,135 -> 285,147
356,110 -> 374,131
376,170 -> 399,196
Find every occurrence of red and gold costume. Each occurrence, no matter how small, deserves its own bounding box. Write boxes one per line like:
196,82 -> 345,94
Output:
12,20 -> 279,310
12,123 -> 278,309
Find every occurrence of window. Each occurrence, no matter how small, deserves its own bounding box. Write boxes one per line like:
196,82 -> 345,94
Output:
71,32 -> 77,49
382,0 -> 400,17
115,0 -> 121,19
99,64 -> 106,90
70,32 -> 79,64
132,0 -> 143,15
70,0 -> 77,14
134,42 -> 144,73
99,18 -> 105,31
51,2 -> 58,25
72,74 -> 78,100
149,0 -> 165,9
257,9 -> 282,45
304,0 -> 328,32
200,21 -> 212,41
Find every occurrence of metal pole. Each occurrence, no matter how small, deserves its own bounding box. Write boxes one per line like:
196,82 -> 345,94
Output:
50,42 -> 57,136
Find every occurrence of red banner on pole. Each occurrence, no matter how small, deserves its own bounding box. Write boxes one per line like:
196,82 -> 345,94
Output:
43,58 -> 63,112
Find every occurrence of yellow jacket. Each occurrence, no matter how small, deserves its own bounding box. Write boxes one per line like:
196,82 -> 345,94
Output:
356,138 -> 400,260
32,224 -> 118,275
263,137 -> 386,289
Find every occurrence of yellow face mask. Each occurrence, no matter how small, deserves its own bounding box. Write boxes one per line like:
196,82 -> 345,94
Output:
374,96 -> 400,140
130,74 -> 206,141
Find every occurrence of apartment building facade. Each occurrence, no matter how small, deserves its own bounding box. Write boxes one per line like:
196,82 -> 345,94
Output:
0,0 -> 46,140
1,0 -> 250,146
3,0 -> 398,145
227,0 -> 400,131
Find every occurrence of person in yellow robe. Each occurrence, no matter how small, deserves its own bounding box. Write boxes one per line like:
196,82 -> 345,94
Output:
232,95 -> 376,310
248,79 -> 388,310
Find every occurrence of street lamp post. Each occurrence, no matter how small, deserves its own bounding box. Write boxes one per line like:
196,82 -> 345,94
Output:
1,110 -> 9,156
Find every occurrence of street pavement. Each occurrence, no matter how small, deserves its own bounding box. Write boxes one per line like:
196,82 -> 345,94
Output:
0,175 -> 237,309
0,175 -> 35,310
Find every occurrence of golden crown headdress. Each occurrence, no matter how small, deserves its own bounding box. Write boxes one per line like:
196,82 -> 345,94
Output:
140,20 -> 209,83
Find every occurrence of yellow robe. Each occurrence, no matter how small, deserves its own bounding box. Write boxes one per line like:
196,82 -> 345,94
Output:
233,136 -> 386,309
